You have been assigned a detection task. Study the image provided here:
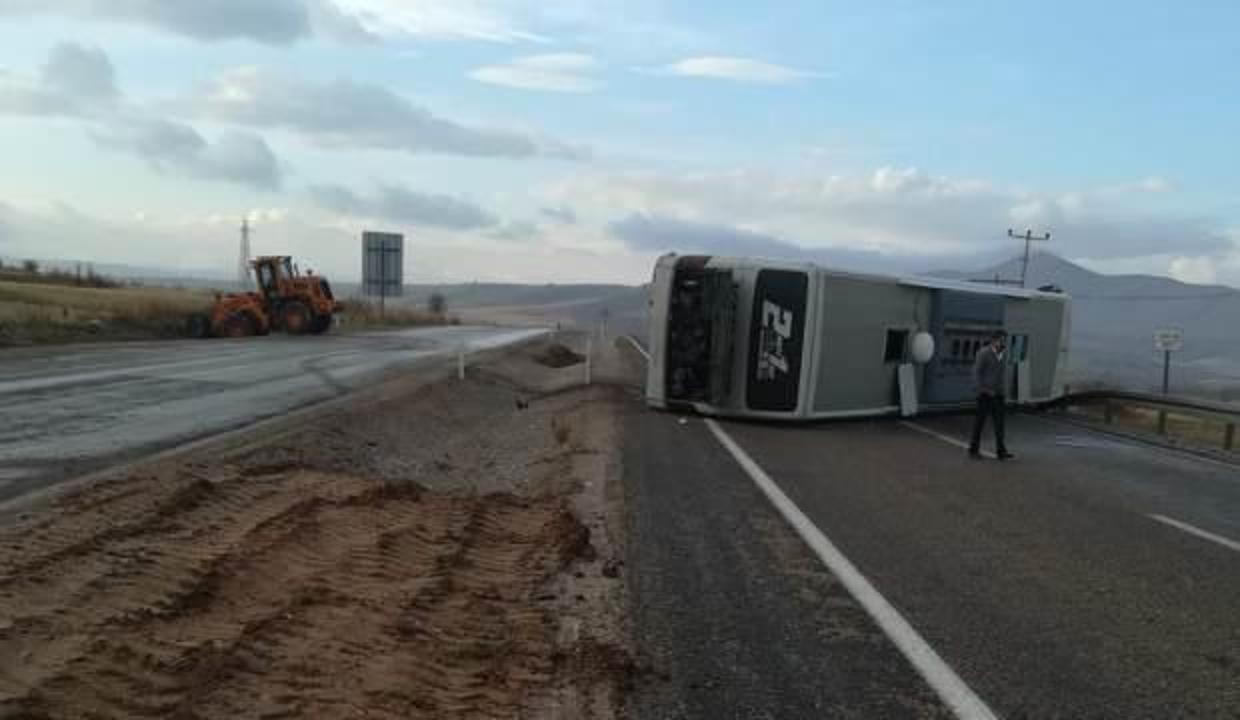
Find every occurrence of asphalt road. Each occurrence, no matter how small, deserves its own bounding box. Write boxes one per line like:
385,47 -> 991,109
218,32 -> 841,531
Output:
623,403 -> 953,719
622,347 -> 1239,718
0,326 -> 545,503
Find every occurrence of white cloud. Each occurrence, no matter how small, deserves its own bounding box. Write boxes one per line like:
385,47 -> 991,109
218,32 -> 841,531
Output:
540,205 -> 577,224
42,43 -> 118,101
0,44 -> 285,189
0,0 -> 705,54
329,0 -> 545,42
307,183 -> 498,229
655,56 -> 821,85
1136,176 -> 1173,193
93,119 -> 283,190
194,66 -> 587,159
469,53 -> 601,93
0,41 -> 117,117
0,0 -> 315,44
1169,256 -> 1219,285
871,166 -> 930,193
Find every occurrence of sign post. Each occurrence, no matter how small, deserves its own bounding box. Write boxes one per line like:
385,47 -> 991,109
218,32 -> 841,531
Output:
362,232 -> 405,319
1153,328 -> 1183,435
1153,328 -> 1183,395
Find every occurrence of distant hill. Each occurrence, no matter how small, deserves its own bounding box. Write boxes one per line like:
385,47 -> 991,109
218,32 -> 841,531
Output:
355,282 -> 652,340
936,254 -> 1240,399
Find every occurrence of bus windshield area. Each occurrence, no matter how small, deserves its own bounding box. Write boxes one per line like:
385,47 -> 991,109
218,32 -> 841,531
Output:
665,266 -> 736,404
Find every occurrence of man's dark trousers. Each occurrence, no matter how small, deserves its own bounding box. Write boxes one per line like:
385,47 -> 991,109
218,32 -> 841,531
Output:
969,393 -> 1007,454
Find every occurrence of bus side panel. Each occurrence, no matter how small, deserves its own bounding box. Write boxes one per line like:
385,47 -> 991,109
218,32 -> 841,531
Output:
811,277 -> 928,415
1052,297 -> 1072,399
745,269 -> 809,412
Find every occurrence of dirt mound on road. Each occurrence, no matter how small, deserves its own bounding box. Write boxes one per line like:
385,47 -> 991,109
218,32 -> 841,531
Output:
0,469 -> 595,719
534,342 -> 585,369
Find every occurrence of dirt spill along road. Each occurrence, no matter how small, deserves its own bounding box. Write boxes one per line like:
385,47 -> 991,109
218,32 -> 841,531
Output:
0,338 -> 634,719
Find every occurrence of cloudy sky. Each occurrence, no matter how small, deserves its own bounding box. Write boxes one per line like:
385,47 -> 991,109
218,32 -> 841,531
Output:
0,1 -> 1237,285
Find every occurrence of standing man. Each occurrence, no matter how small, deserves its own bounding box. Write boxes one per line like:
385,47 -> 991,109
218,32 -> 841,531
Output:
969,330 -> 1014,460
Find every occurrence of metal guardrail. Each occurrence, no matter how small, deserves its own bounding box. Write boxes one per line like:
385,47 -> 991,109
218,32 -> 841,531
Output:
1056,390 -> 1239,451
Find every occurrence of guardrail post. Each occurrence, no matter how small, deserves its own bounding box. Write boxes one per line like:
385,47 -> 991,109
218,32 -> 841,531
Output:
1226,423 -> 1235,452
1157,409 -> 1168,435
1103,401 -> 1114,425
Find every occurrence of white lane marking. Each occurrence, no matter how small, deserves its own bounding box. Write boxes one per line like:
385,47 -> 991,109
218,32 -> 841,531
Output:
1149,514 -> 1240,554
705,418 -> 999,720
623,335 -> 650,360
901,421 -> 997,460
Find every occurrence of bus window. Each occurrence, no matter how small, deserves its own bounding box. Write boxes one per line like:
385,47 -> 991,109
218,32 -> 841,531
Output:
884,329 -> 909,363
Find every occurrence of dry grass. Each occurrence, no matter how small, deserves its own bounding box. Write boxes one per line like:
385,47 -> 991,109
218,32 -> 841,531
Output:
0,281 -> 213,346
534,343 -> 586,369
0,283 -> 461,347
1068,402 -> 1237,453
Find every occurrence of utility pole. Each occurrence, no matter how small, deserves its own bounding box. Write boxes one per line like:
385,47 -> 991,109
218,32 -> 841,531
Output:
238,217 -> 253,289
1007,228 -> 1051,288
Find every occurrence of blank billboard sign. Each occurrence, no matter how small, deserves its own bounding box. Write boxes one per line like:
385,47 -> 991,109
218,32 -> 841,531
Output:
362,231 -> 404,298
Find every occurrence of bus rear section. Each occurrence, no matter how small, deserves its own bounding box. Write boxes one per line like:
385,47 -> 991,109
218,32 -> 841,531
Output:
646,255 -> 814,419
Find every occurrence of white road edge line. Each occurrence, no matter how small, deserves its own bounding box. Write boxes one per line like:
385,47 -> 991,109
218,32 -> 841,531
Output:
901,421 -> 996,460
1149,514 -> 1240,554
704,418 -> 999,720
622,335 -> 650,360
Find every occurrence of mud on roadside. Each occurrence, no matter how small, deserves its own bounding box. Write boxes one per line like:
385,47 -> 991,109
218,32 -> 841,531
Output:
0,339 -> 634,719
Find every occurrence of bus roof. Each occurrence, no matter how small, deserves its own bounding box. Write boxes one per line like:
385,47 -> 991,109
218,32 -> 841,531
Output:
897,274 -> 1064,300
655,253 -> 1069,301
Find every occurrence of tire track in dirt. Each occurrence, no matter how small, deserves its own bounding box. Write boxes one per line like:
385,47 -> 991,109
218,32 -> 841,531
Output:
0,468 -> 595,719
2,341 -> 633,719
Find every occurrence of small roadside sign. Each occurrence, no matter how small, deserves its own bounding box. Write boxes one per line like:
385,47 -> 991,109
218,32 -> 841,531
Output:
1154,328 -> 1183,396
1154,328 -> 1184,352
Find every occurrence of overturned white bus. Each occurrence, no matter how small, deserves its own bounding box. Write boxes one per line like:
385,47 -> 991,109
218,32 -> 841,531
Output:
645,254 -> 1071,420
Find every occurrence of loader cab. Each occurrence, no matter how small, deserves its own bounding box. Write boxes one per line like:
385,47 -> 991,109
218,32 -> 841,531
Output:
252,257 -> 294,301
255,261 -> 277,299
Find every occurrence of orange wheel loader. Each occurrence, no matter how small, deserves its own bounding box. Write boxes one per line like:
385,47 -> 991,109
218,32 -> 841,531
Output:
187,256 -> 342,339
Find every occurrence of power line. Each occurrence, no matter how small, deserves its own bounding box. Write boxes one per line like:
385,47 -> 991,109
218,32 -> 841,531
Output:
1007,228 -> 1051,288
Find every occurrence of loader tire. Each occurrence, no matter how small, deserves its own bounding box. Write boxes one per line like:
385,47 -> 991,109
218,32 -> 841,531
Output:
186,314 -> 211,339
309,314 -> 332,335
219,312 -> 257,338
281,301 -> 312,335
